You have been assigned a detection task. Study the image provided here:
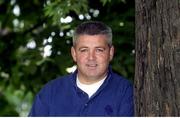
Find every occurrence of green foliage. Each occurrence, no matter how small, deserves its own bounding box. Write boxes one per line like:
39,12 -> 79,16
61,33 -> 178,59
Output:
100,0 -> 111,6
0,94 -> 19,116
44,0 -> 88,26
0,0 -> 134,116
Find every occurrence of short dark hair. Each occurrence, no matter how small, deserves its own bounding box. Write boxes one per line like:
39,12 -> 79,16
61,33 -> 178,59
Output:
73,21 -> 112,46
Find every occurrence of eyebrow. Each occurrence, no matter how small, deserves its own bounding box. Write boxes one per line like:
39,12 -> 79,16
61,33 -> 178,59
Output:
78,46 -> 107,51
78,47 -> 88,51
78,46 -> 88,49
95,47 -> 106,49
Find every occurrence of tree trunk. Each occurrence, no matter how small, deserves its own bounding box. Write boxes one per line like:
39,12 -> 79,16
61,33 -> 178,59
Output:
135,0 -> 180,116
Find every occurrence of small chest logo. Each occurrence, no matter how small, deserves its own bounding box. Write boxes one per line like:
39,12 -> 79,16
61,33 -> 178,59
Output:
105,105 -> 113,116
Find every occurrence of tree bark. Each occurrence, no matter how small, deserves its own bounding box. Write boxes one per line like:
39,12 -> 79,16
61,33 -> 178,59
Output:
135,0 -> 180,116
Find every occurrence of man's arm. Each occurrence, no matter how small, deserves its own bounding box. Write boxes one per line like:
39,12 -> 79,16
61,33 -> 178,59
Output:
28,93 -> 49,116
28,84 -> 51,117
118,84 -> 134,116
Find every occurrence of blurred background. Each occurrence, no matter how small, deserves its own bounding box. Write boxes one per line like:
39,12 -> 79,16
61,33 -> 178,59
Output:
0,0 -> 134,116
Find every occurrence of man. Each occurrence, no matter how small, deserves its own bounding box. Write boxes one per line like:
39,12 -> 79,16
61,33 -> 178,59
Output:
29,21 -> 134,116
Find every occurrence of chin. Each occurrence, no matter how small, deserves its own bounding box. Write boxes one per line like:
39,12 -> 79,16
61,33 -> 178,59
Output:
87,74 -> 102,79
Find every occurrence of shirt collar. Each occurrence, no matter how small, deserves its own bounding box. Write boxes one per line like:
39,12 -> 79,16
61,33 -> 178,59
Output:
70,66 -> 113,92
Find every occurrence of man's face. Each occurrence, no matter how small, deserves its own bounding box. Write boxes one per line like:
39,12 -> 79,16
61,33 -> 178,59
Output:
71,34 -> 114,84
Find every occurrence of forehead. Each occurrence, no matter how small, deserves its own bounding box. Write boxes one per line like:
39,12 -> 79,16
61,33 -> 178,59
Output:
75,34 -> 109,46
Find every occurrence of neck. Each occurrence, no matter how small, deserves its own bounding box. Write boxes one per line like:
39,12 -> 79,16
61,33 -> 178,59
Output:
77,74 -> 107,85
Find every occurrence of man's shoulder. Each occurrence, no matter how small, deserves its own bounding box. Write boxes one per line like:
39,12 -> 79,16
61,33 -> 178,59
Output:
110,71 -> 133,98
46,74 -> 73,87
38,73 -> 74,94
111,71 -> 133,87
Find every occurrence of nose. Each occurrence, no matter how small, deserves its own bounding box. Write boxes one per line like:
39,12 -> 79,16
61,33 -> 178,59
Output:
88,50 -> 96,60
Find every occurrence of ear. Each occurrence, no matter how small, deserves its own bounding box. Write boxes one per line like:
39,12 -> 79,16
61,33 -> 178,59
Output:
109,46 -> 114,61
71,47 -> 77,62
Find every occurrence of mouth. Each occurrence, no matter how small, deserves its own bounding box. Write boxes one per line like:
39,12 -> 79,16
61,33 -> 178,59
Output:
86,64 -> 98,68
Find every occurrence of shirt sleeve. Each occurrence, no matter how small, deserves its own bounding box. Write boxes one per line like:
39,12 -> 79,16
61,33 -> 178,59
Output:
118,83 -> 134,116
28,84 -> 51,116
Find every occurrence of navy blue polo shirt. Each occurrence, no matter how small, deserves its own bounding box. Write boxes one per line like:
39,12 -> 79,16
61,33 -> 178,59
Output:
29,68 -> 134,116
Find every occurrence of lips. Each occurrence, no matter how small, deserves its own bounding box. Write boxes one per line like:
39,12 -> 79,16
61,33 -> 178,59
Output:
86,64 -> 97,67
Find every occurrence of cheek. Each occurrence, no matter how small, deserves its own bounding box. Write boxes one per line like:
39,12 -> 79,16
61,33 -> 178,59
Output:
76,55 -> 87,63
97,55 -> 110,62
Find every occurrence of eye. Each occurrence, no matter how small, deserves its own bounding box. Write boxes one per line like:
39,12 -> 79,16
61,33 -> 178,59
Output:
79,48 -> 88,52
96,48 -> 105,53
